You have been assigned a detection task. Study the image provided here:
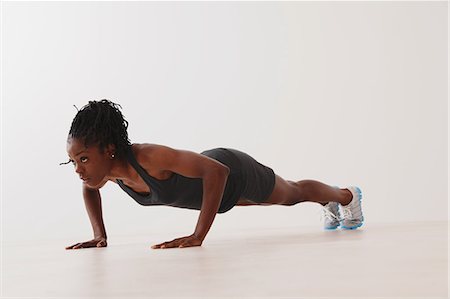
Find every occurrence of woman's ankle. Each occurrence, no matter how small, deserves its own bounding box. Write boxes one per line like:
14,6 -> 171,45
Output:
340,189 -> 353,206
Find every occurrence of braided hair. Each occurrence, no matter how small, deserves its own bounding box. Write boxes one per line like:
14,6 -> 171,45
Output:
61,99 -> 131,165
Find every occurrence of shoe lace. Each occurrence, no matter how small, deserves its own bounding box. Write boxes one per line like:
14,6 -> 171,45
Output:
341,205 -> 353,220
321,206 -> 340,222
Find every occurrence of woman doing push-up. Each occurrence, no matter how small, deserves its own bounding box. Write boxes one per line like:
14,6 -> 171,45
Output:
62,99 -> 364,250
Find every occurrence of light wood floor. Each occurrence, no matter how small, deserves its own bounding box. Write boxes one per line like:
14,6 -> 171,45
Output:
3,221 -> 448,298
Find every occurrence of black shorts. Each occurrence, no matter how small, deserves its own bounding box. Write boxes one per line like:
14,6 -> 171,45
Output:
202,148 -> 276,204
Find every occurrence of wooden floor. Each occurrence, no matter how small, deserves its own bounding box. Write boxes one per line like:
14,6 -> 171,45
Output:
3,221 -> 448,298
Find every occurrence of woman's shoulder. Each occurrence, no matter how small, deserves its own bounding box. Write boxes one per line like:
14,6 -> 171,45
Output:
130,142 -> 161,164
130,142 -> 173,158
131,142 -> 160,151
130,143 -> 175,179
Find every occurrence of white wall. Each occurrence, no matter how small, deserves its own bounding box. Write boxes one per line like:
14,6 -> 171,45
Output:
2,1 -> 448,245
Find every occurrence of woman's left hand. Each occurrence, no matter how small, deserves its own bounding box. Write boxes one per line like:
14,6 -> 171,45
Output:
151,234 -> 203,249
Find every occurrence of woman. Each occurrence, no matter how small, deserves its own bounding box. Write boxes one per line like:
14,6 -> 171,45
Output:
62,100 -> 364,250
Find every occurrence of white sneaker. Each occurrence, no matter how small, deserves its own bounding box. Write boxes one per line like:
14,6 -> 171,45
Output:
322,202 -> 341,230
340,186 -> 364,230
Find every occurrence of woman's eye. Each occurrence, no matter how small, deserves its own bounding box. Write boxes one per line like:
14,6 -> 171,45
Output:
80,157 -> 88,163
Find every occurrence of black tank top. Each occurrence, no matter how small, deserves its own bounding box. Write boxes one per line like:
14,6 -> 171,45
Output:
116,145 -> 244,214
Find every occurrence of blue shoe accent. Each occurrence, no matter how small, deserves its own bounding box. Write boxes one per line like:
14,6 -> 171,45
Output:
342,222 -> 363,230
325,225 -> 340,230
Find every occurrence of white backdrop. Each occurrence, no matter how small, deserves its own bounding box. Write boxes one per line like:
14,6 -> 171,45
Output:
2,1 -> 448,245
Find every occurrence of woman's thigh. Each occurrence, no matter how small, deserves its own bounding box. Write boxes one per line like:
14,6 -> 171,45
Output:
263,174 -> 298,205
235,174 -> 297,206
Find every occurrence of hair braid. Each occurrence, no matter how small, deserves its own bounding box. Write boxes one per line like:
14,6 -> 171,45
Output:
67,99 -> 131,161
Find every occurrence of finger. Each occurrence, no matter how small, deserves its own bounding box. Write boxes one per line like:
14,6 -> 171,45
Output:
73,242 -> 91,249
78,240 -> 98,249
151,237 -> 189,249
152,244 -> 167,249
163,240 -> 181,248
66,243 -> 81,250
154,241 -> 176,249
151,243 -> 165,249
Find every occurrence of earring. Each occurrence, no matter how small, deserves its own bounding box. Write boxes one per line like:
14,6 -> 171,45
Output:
111,153 -> 115,159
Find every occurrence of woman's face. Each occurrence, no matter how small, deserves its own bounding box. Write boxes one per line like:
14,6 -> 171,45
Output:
66,137 -> 114,189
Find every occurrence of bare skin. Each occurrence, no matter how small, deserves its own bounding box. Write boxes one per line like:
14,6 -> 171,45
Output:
237,176 -> 352,207
65,137 -> 352,250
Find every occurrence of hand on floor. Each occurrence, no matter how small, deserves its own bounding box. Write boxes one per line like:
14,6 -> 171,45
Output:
151,234 -> 202,249
65,237 -> 107,249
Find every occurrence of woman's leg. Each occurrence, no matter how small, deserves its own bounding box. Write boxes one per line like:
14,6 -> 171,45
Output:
261,174 -> 353,206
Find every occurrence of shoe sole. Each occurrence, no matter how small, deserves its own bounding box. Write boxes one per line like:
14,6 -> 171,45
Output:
341,186 -> 364,230
325,225 -> 340,230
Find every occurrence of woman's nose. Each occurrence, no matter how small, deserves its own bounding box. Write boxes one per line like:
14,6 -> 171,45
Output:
74,164 -> 83,174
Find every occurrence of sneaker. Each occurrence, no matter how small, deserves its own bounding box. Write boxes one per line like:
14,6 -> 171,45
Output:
322,202 -> 341,230
340,186 -> 364,230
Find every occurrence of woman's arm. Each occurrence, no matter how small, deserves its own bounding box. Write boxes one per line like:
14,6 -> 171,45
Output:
192,167 -> 229,241
151,168 -> 229,249
65,185 -> 107,249
82,184 -> 107,240
138,144 -> 230,249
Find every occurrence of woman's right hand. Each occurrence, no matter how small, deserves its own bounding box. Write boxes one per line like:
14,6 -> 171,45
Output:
65,237 -> 107,250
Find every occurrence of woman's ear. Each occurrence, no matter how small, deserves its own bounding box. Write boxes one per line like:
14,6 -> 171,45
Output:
105,144 -> 116,158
